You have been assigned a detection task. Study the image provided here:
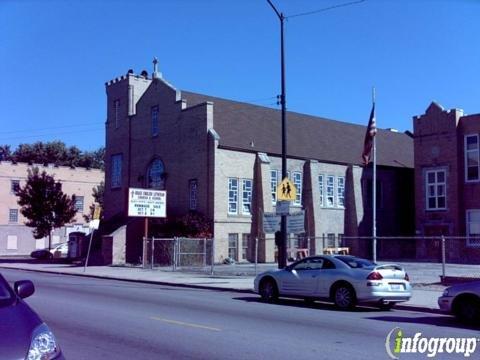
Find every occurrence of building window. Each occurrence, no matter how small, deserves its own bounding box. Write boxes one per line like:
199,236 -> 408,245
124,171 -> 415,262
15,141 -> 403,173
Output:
11,180 -> 20,194
326,176 -> 335,207
241,233 -> 250,261
466,210 -> 480,247
74,196 -> 84,213
426,169 -> 446,210
228,233 -> 238,261
151,105 -> 159,136
228,178 -> 238,215
271,170 -> 278,204
111,154 -> 122,188
318,175 -> 324,206
326,233 -> 336,248
189,179 -> 198,210
147,159 -> 165,189
7,235 -> 18,250
242,179 -> 252,215
114,99 -> 120,128
9,209 -> 18,223
465,134 -> 479,182
337,176 -> 345,208
293,172 -> 302,205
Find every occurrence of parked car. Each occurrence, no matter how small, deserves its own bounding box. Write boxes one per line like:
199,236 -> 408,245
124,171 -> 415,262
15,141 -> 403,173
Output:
0,273 -> 64,359
30,242 -> 68,260
438,281 -> 480,324
254,255 -> 411,310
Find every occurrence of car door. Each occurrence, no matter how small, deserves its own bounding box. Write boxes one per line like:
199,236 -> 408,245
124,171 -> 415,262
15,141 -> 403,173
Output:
313,258 -> 338,297
280,258 -> 323,296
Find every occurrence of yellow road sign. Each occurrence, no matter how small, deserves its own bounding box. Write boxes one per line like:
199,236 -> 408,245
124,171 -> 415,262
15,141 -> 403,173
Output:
276,178 -> 297,201
93,206 -> 102,220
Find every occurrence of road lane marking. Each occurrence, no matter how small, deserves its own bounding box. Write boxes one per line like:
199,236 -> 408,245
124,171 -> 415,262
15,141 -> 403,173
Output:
150,317 -> 221,332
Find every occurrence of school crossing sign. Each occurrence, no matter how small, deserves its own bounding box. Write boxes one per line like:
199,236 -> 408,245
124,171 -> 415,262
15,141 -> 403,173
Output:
276,178 -> 297,202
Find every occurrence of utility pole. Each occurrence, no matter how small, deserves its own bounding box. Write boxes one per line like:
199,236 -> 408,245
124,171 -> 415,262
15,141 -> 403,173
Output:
267,0 -> 288,269
266,0 -> 365,268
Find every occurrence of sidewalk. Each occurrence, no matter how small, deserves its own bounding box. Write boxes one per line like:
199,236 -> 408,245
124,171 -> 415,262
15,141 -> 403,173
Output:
0,260 -> 468,313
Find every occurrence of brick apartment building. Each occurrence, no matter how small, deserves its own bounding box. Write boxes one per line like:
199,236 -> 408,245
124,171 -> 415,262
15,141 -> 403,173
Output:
414,102 -> 480,262
0,162 -> 103,256
103,65 -> 414,264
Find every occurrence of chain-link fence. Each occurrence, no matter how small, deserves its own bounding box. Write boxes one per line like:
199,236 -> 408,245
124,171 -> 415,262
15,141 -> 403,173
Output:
143,237 -> 214,274
142,235 -> 480,280
303,235 -> 480,281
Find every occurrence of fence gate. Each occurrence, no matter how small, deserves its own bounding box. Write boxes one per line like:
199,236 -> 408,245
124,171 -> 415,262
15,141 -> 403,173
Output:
143,237 -> 214,274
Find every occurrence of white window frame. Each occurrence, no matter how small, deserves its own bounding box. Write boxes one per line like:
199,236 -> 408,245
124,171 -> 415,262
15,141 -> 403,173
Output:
11,180 -> 20,194
337,176 -> 345,208
74,196 -> 84,213
292,171 -> 302,206
271,170 -> 278,204
465,134 -> 479,182
326,175 -> 335,208
241,179 -> 252,215
189,179 -> 198,211
228,233 -> 239,261
318,175 -> 324,207
151,105 -> 159,137
9,209 -> 18,223
228,178 -> 238,215
466,209 -> 480,247
111,154 -> 122,189
241,233 -> 250,261
425,169 -> 447,210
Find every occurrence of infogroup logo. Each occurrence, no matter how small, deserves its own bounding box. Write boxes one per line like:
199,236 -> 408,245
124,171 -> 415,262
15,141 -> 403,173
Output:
385,327 -> 479,359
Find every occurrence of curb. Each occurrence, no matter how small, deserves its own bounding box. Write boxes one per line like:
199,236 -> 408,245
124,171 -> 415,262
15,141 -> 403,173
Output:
0,265 -> 443,314
0,266 -> 254,294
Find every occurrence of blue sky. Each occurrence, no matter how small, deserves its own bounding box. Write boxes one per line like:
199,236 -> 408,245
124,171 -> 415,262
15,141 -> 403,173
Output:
1,0 -> 479,151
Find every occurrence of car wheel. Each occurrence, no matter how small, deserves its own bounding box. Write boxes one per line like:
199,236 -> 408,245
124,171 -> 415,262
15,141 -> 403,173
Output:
333,284 -> 356,310
259,278 -> 278,303
454,296 -> 480,323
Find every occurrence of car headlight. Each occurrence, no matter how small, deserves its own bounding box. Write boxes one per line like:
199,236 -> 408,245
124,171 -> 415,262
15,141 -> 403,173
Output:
442,289 -> 450,297
27,323 -> 61,360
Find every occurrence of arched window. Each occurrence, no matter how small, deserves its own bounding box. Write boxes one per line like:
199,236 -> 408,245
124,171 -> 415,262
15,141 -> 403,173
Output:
147,159 -> 165,189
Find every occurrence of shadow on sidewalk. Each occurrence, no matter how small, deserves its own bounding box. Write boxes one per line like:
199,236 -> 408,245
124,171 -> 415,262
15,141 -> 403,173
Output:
366,315 -> 479,330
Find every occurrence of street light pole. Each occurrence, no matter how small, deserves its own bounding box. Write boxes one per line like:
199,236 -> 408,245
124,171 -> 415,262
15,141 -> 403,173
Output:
267,0 -> 288,269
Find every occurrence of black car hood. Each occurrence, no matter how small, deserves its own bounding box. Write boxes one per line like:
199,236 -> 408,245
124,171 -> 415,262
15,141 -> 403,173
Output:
0,299 -> 42,360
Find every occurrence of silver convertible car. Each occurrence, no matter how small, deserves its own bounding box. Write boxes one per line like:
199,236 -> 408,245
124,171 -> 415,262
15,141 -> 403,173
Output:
254,255 -> 411,310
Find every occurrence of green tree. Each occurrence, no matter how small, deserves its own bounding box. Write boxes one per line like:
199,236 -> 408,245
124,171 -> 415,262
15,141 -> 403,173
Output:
10,141 -> 104,169
0,145 -> 12,161
16,167 -> 77,251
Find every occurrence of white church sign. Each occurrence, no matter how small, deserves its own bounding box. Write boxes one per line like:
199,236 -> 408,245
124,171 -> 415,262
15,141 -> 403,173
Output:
128,188 -> 166,218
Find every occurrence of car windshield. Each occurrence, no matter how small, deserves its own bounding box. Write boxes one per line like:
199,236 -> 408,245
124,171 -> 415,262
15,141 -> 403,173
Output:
0,275 -> 14,307
336,256 -> 376,269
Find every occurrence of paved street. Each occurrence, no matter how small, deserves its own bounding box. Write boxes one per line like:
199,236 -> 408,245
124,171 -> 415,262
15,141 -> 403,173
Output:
2,268 -> 479,360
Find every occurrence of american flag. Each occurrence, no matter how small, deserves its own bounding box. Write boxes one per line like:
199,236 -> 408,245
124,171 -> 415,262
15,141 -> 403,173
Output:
362,102 -> 376,165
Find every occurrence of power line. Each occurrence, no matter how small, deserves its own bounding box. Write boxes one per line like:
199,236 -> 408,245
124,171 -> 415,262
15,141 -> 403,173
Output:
286,0 -> 366,19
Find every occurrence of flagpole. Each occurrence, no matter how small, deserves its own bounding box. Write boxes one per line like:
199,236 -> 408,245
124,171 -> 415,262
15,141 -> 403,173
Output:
372,87 -> 377,263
